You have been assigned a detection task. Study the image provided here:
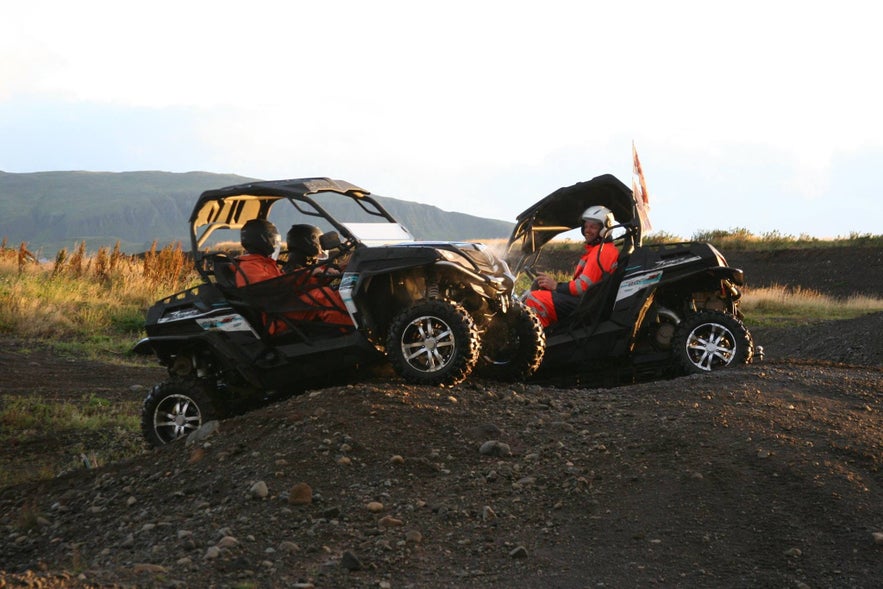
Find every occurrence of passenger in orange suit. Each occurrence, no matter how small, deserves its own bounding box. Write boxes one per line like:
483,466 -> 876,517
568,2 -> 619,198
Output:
231,219 -> 285,334
282,224 -> 352,326
234,219 -> 283,286
525,206 -> 619,328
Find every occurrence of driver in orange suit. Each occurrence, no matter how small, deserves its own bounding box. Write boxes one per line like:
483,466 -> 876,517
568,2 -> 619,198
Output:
525,206 -> 619,328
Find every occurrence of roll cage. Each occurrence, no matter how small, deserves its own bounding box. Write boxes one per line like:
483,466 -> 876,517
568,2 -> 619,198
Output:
188,177 -> 414,280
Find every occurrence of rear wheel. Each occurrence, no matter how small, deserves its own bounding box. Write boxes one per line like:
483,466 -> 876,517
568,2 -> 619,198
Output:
672,310 -> 753,373
141,380 -> 217,447
387,300 -> 480,386
477,299 -> 546,381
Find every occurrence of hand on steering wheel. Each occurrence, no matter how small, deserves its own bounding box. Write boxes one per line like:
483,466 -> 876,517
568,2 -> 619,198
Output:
535,273 -> 558,291
313,263 -> 342,278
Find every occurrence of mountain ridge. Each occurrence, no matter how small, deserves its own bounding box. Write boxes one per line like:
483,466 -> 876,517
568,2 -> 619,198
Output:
0,170 -> 514,254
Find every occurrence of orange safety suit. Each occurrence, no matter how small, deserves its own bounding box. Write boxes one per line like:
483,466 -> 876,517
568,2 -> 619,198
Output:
289,266 -> 352,326
525,241 -> 619,328
233,254 -> 352,330
234,254 -> 283,286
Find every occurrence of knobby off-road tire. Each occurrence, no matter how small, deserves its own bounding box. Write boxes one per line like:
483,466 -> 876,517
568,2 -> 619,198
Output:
672,310 -> 753,373
477,299 -> 546,381
141,380 -> 218,447
387,300 -> 480,386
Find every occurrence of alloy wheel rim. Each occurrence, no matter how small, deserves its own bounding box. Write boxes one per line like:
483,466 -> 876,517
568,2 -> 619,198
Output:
154,393 -> 202,441
400,315 -> 457,373
685,322 -> 736,371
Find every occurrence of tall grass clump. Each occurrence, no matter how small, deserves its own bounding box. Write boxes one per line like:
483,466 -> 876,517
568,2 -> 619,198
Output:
742,285 -> 883,327
0,240 -> 197,354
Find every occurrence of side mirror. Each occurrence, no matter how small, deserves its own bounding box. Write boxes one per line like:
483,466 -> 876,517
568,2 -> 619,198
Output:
320,231 -> 342,251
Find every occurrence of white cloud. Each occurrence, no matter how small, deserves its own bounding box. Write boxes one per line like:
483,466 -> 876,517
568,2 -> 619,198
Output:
2,0 -> 882,237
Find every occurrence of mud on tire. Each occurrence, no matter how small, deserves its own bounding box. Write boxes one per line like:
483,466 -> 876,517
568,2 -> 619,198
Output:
141,379 -> 217,447
387,300 -> 480,386
672,310 -> 753,374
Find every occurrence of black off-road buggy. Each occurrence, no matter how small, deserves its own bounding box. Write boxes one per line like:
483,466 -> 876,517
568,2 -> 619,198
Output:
505,174 -> 760,383
134,178 -> 544,446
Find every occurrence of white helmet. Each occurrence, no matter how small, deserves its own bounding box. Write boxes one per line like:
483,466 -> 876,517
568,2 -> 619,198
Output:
580,205 -> 615,234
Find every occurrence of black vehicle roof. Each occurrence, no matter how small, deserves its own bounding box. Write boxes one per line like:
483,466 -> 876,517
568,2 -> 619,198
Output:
505,174 -> 638,270
513,174 -> 635,230
189,177 -> 370,224
188,176 -> 400,253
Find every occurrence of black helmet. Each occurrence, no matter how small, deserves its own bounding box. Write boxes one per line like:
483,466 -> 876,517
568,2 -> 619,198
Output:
286,224 -> 322,259
241,219 -> 281,257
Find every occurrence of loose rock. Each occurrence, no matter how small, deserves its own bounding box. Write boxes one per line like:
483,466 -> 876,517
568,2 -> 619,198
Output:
341,550 -> 363,571
289,482 -> 313,505
250,481 -> 269,499
480,440 -> 511,457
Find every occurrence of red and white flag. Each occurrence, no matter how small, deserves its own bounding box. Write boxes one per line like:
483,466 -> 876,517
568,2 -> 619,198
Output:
632,141 -> 652,232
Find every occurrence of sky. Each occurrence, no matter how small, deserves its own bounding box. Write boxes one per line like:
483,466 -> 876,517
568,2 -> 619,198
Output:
2,0 -> 881,239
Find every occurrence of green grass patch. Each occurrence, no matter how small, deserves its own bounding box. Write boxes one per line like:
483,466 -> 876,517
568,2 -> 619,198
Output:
0,393 -> 140,435
0,393 -> 144,487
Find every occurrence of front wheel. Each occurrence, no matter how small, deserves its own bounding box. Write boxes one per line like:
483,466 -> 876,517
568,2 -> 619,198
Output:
477,299 -> 546,381
141,380 -> 217,447
672,310 -> 753,373
387,300 -> 480,386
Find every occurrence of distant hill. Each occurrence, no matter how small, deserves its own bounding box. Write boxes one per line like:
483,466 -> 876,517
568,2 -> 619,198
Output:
0,171 -> 514,254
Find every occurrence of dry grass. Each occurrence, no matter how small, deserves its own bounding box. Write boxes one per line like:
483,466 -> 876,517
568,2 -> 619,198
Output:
741,285 -> 883,326
0,240 -> 197,352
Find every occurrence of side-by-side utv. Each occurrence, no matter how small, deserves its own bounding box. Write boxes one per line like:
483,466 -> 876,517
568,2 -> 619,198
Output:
505,174 -> 759,383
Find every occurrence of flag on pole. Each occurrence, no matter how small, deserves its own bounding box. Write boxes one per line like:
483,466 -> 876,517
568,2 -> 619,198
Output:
632,141 -> 652,232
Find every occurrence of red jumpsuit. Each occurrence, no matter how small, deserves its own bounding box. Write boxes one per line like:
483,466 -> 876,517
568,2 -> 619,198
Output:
233,254 -> 352,329
289,267 -> 352,326
525,241 -> 619,328
234,254 -> 283,286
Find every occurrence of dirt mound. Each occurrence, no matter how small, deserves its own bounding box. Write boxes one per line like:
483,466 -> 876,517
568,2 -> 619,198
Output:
1,360 -> 881,588
752,311 -> 883,367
